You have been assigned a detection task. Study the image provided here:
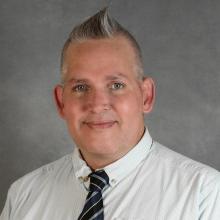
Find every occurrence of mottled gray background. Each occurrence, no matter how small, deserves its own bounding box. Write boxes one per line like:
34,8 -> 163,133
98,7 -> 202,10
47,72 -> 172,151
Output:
0,0 -> 220,211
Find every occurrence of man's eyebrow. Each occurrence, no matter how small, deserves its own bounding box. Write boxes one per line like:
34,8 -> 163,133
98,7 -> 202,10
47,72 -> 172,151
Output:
65,73 -> 129,84
105,73 -> 129,80
66,78 -> 89,83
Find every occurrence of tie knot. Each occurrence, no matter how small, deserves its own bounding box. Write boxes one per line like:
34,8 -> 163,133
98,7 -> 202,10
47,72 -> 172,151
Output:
89,170 -> 109,192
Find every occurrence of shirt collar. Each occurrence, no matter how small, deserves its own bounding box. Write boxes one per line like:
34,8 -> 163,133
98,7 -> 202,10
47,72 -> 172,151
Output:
72,148 -> 92,180
72,129 -> 153,187
104,129 -> 153,186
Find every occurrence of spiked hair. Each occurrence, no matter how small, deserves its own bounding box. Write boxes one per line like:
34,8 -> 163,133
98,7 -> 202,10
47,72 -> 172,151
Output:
61,8 -> 144,82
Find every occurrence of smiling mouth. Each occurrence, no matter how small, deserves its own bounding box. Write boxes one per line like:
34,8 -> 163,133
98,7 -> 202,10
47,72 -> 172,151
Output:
84,121 -> 116,129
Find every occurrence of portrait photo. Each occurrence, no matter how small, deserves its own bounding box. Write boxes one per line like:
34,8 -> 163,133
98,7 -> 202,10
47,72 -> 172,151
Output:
0,1 -> 219,219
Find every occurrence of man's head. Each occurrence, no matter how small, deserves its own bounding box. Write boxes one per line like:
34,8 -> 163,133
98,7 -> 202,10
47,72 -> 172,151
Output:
60,8 -> 144,83
54,8 -> 155,169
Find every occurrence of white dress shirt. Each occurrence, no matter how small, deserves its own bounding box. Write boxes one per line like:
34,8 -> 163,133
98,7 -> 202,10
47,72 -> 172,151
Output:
1,130 -> 220,220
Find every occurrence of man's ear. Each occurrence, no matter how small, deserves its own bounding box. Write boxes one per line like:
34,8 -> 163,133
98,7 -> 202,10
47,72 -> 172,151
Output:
141,77 -> 155,113
54,85 -> 65,119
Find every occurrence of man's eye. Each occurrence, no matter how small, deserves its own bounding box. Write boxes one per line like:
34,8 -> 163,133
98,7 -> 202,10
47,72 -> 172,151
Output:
72,84 -> 89,92
110,82 -> 125,90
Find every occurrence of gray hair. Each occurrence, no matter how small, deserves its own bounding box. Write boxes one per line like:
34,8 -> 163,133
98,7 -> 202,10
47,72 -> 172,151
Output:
61,8 -> 144,83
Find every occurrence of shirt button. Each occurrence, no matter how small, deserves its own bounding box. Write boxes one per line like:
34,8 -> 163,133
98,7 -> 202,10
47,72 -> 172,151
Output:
111,179 -> 116,184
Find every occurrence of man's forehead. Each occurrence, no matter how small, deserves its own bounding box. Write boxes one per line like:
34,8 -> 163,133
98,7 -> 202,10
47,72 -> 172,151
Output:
65,36 -> 135,57
61,36 -> 140,83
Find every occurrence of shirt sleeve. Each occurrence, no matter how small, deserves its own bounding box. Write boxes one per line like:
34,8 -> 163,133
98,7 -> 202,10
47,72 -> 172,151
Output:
199,172 -> 220,220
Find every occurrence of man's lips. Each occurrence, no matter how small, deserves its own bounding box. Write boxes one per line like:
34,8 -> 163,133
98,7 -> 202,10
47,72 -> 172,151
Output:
83,121 -> 117,129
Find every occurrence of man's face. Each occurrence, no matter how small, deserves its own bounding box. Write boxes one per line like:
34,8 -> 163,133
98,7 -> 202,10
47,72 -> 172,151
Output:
55,36 -> 155,168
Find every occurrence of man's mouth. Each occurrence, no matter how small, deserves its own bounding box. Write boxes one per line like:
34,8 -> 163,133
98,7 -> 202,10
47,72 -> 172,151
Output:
84,121 -> 116,129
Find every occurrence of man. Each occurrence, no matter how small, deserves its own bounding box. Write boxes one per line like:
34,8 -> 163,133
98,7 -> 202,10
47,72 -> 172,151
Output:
1,8 -> 220,220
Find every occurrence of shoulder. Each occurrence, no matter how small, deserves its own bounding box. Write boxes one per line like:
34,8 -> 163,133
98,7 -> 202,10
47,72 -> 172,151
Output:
9,153 -> 73,198
151,142 -> 220,185
146,142 -> 220,218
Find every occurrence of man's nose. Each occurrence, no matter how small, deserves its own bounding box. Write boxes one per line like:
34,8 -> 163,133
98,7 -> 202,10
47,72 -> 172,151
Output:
86,89 -> 111,113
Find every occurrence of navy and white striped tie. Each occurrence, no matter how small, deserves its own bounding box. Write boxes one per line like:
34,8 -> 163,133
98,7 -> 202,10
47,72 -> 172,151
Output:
78,170 -> 109,220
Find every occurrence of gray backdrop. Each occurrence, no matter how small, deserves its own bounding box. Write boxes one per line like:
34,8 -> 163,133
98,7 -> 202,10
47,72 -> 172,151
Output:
0,0 -> 219,212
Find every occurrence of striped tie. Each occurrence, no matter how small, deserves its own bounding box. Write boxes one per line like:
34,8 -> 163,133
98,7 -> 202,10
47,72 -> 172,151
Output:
78,170 -> 109,220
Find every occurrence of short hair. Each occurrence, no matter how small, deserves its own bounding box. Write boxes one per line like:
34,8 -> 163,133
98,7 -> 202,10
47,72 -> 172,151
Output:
61,8 -> 144,83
